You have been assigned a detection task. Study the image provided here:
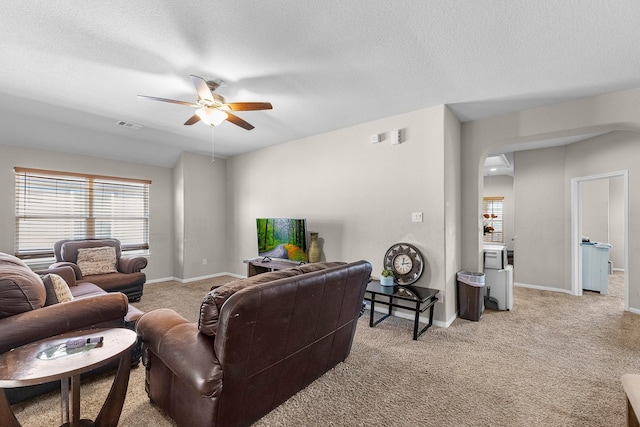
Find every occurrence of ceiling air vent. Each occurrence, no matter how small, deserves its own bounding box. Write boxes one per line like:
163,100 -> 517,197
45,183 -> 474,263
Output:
116,121 -> 142,130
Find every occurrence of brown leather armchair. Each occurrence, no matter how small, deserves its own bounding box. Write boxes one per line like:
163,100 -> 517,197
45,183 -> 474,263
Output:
0,252 -> 143,403
137,260 -> 371,427
50,238 -> 147,301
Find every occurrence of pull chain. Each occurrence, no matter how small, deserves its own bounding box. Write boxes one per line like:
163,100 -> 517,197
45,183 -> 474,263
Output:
210,125 -> 215,162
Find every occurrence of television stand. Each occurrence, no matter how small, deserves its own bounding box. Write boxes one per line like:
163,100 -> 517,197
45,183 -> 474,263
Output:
244,258 -> 303,277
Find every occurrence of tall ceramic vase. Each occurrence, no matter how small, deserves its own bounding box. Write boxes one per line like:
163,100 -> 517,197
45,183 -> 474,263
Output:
308,232 -> 321,263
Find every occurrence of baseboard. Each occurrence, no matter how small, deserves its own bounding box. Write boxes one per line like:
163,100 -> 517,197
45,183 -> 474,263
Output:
514,282 -> 573,295
628,306 -> 640,315
146,272 -> 243,285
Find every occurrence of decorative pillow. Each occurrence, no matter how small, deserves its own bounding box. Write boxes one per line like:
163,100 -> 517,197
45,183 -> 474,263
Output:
42,273 -> 74,305
76,246 -> 118,276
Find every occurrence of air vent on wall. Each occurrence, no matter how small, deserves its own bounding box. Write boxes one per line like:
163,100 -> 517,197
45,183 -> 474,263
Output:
116,121 -> 142,130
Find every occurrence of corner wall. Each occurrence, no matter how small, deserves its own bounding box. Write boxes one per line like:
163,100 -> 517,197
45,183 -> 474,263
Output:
173,152 -> 228,280
226,105 -> 461,324
461,88 -> 640,310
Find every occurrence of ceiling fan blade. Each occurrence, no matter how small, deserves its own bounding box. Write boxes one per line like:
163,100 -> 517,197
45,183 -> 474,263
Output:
189,75 -> 214,103
226,112 -> 255,130
137,95 -> 196,107
184,114 -> 201,126
226,102 -> 273,111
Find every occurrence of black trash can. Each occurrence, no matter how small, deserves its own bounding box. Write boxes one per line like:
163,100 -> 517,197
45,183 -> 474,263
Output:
457,271 -> 485,321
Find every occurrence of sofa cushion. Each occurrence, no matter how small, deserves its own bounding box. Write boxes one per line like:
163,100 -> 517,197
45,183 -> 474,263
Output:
69,282 -> 110,299
291,261 -> 346,274
76,246 -> 118,276
80,271 -> 146,292
198,262 -> 346,337
0,253 -> 46,319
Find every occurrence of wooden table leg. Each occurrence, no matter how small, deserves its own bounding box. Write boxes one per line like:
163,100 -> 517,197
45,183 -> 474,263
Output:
61,377 -> 70,424
70,374 -> 81,426
0,389 -> 21,427
94,349 -> 132,427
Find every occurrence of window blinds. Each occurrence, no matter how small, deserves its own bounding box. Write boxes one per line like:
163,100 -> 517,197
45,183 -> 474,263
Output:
14,167 -> 150,259
483,196 -> 504,243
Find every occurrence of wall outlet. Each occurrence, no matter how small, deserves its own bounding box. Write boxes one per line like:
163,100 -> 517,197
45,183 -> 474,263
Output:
202,258 -> 207,265
412,212 -> 423,222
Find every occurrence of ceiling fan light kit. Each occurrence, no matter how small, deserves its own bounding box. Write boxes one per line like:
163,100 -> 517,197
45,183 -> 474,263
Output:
138,75 -> 272,131
196,108 -> 228,126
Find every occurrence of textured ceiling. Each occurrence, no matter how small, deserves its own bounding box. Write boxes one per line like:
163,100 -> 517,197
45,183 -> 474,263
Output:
1,1 -> 639,166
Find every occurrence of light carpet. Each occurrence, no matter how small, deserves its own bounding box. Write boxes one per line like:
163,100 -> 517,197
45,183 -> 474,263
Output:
12,272 -> 639,426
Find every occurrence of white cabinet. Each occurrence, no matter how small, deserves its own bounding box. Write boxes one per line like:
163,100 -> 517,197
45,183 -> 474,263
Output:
483,265 -> 513,310
581,242 -> 611,294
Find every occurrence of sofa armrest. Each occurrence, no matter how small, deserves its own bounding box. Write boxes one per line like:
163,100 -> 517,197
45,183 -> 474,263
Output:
0,292 -> 128,355
49,261 -> 83,280
34,265 -> 77,287
118,256 -> 148,274
137,308 -> 222,397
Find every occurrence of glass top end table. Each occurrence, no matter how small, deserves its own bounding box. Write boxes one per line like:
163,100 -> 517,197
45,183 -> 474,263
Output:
364,280 -> 439,340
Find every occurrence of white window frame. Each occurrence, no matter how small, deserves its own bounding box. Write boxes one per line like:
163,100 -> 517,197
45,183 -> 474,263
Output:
14,167 -> 150,259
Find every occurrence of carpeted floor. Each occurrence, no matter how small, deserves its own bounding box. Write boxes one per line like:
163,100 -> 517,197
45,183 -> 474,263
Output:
12,272 -> 639,426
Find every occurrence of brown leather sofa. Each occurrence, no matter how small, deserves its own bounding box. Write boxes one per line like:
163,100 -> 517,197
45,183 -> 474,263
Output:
137,260 -> 372,427
0,252 -> 143,403
50,238 -> 147,301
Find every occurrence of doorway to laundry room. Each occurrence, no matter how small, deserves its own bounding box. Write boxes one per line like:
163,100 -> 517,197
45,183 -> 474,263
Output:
571,171 -> 628,309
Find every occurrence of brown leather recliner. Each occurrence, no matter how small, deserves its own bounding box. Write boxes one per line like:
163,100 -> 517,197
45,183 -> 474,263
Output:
137,260 -> 372,427
50,238 -> 147,301
0,252 -> 143,403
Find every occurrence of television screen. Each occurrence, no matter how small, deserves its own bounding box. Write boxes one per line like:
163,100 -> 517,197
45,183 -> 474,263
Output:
256,218 -> 308,262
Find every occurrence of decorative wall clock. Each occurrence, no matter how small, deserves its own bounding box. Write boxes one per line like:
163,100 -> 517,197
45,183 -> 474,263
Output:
383,243 -> 424,285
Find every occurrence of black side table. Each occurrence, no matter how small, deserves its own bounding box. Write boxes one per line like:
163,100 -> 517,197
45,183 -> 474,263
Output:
364,280 -> 438,340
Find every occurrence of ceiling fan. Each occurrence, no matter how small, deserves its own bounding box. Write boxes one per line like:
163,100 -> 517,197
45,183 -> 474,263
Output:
138,75 -> 272,130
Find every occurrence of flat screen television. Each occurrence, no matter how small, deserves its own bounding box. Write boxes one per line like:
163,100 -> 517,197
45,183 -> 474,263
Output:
256,218 -> 308,262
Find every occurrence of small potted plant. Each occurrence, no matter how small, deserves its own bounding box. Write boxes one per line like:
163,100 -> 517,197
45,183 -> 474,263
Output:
380,269 -> 395,287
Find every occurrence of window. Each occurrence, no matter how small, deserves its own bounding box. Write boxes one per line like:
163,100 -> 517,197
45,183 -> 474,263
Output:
483,197 -> 504,243
14,167 -> 150,259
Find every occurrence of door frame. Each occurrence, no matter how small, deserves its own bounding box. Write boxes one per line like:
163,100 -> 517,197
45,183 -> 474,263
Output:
570,170 -> 629,309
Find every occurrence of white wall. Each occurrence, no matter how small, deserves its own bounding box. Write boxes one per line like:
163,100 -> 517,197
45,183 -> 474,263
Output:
581,179 -> 609,244
226,105 -> 460,323
513,146 -> 568,289
0,143 -> 174,281
443,107 -> 462,320
609,176 -> 625,270
177,152 -> 228,279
